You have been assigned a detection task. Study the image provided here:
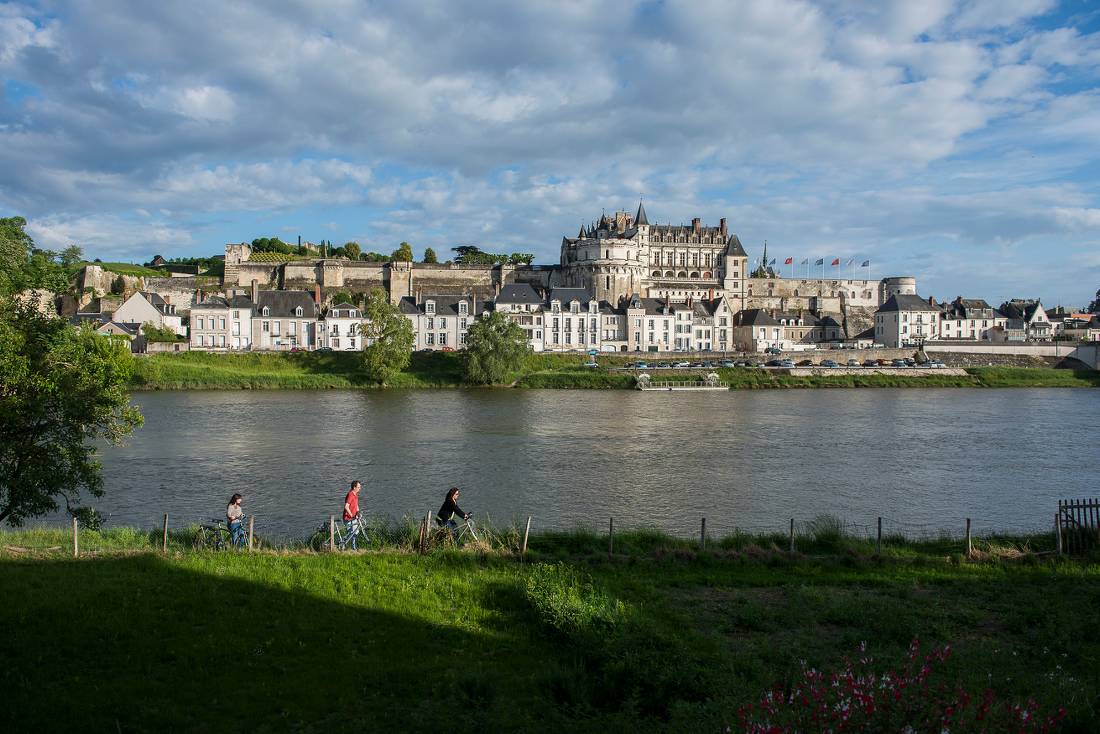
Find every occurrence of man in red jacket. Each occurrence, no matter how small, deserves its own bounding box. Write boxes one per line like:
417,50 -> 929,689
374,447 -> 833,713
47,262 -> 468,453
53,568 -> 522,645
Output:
340,480 -> 362,550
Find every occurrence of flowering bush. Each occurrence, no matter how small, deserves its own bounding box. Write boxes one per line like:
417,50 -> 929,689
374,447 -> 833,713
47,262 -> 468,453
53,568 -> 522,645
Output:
736,640 -> 1065,733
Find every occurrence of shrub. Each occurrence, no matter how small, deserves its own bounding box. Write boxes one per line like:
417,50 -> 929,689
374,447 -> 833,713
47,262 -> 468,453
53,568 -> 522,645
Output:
737,640 -> 1066,733
524,563 -> 626,642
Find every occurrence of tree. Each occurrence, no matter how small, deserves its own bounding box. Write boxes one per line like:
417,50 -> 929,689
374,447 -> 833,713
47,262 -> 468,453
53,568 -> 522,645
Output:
329,290 -> 356,306
343,242 -> 361,260
392,242 -> 414,262
361,251 -> 390,263
1089,288 -> 1100,314
0,216 -> 68,296
360,287 -> 414,385
507,252 -> 534,265
141,321 -> 180,342
250,237 -> 294,255
463,310 -> 529,384
0,302 -> 143,525
423,247 -> 438,264
60,245 -> 84,268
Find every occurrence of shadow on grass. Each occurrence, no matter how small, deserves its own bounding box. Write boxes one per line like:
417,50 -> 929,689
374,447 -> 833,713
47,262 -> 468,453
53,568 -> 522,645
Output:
0,554 -> 546,733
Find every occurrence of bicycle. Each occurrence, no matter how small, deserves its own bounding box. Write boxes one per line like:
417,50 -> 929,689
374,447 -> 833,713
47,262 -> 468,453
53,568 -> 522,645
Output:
432,514 -> 480,547
309,513 -> 371,552
193,518 -> 236,550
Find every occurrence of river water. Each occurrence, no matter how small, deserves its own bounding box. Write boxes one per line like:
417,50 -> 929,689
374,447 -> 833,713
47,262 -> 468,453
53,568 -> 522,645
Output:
89,389 -> 1099,540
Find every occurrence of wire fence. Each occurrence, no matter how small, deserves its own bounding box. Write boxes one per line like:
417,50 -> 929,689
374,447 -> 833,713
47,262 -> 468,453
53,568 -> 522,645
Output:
0,509 -> 1067,559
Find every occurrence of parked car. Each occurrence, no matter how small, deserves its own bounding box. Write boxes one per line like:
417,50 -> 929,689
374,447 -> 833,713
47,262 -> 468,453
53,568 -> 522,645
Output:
582,361 -> 599,369
779,359 -> 796,368
927,361 -> 947,368
862,359 -> 878,367
846,359 -> 861,367
821,359 -> 839,367
718,361 -> 736,368
635,362 -> 649,369
891,359 -> 908,367
657,362 -> 671,369
674,361 -> 690,368
764,346 -> 782,355
764,359 -> 782,367
316,346 -> 333,352
797,359 -> 814,366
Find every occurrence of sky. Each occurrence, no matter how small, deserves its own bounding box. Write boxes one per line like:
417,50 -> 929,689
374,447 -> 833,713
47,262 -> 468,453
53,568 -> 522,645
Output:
1,1 -> 1099,307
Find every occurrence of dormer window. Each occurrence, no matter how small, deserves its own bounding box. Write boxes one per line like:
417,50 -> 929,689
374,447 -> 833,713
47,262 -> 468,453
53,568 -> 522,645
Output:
262,307 -> 269,316
295,306 -> 303,317
552,302 -> 560,313
458,302 -> 468,316
426,301 -> 435,314
570,303 -> 580,314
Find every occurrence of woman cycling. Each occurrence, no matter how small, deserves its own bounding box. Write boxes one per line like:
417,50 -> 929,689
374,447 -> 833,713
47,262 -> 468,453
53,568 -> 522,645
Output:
226,493 -> 245,548
436,487 -> 469,539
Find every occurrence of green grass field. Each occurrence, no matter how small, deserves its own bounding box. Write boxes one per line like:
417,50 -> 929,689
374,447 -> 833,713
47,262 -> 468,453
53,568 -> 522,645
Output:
0,524 -> 1096,732
129,351 -> 1100,391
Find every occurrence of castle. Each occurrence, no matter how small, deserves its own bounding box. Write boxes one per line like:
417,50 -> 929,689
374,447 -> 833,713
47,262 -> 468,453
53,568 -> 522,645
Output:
213,201 -> 916,340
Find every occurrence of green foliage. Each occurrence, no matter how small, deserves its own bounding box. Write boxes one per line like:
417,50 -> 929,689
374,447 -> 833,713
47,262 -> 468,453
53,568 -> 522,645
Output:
391,241 -> 414,262
525,563 -> 627,642
361,288 -> 414,384
423,247 -> 438,264
328,290 -> 356,306
342,241 -> 361,260
59,245 -> 83,268
74,261 -> 164,277
463,310 -> 529,384
450,245 -> 534,265
0,302 -> 143,525
246,251 -> 303,263
250,237 -> 295,255
110,274 -> 126,294
141,321 -> 181,342
360,251 -> 390,263
0,216 -> 69,296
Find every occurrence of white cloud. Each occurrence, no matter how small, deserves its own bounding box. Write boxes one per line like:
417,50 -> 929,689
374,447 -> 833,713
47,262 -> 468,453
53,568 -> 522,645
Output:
26,213 -> 194,259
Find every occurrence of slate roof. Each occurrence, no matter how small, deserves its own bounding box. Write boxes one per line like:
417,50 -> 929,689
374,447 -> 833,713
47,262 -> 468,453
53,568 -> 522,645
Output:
733,309 -> 781,326
635,201 -> 649,226
548,287 -> 595,305
495,283 -> 542,305
723,234 -> 748,258
876,294 -> 941,313
399,295 -> 488,316
999,300 -> 1043,321
255,290 -> 318,317
139,291 -> 175,314
193,296 -> 230,309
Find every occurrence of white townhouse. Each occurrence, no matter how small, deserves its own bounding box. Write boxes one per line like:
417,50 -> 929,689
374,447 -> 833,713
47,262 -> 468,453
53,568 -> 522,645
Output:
399,294 -> 487,350
732,308 -> 784,352
998,299 -> 1053,341
190,296 -> 232,350
623,295 -> 736,352
544,288 -> 602,352
493,283 -> 547,351
938,298 -> 1007,341
251,290 -> 319,350
320,302 -> 364,351
874,294 -> 942,348
113,291 -> 185,335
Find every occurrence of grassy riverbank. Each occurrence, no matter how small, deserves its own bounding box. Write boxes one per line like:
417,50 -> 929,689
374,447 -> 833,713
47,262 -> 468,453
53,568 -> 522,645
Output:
1,524 -> 1096,732
129,351 -> 1100,390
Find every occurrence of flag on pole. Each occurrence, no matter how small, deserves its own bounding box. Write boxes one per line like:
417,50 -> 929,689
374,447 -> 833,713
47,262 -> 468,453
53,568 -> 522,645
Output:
861,260 -> 870,267
831,258 -> 840,266
814,258 -> 824,266
768,258 -> 776,266
784,257 -> 793,265
801,258 -> 809,265
846,258 -> 854,266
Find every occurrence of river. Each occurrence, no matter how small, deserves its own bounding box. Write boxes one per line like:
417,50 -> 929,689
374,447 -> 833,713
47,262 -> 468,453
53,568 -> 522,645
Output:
90,389 -> 1099,540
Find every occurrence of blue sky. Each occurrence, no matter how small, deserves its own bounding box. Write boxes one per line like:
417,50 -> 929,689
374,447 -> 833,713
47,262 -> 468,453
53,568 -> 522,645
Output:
1,0 -> 1099,307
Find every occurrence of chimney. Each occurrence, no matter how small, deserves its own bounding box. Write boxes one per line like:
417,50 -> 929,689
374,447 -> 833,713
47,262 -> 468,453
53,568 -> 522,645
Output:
251,279 -> 258,304
416,288 -> 421,306
929,295 -> 935,307
719,218 -> 727,236
471,291 -> 476,314
692,217 -> 701,233
313,284 -> 321,306
708,288 -> 715,301
163,295 -> 170,304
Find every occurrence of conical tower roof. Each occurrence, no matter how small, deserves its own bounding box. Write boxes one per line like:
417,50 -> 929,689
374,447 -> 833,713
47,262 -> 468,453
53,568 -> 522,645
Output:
635,200 -> 649,226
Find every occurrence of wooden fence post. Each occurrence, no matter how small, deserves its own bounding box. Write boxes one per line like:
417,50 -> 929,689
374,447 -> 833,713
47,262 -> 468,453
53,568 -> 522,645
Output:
608,517 -> 614,557
522,516 -> 532,560
965,518 -> 972,557
417,513 -> 427,554
72,516 -> 79,558
1055,511 -> 1063,555
329,515 -> 335,552
700,517 -> 706,550
248,515 -> 255,551
875,516 -> 882,556
162,513 -> 169,553
789,518 -> 795,554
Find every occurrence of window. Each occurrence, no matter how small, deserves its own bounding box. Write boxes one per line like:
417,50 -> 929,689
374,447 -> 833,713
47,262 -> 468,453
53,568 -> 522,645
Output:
535,330 -> 542,340
332,324 -> 340,336
262,321 -> 270,333
648,332 -> 655,343
262,307 -> 269,316
459,333 -> 467,345
564,318 -> 571,329
426,302 -> 435,314
426,317 -> 434,329
218,335 -> 225,347
426,333 -> 434,345
295,306 -> 303,317
333,338 -> 340,348
459,302 -> 468,315
460,318 -> 468,330
648,319 -> 654,329
605,275 -> 610,291
233,310 -> 240,319
439,333 -> 447,345
232,321 -> 240,336
439,318 -> 446,328
289,321 -> 297,335
218,317 -> 226,330
570,303 -> 580,314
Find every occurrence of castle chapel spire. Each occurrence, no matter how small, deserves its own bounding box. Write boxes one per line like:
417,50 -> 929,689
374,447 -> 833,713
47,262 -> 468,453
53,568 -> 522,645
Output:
635,200 -> 649,226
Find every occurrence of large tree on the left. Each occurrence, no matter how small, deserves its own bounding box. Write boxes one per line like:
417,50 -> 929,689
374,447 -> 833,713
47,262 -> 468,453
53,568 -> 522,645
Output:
0,217 -> 143,525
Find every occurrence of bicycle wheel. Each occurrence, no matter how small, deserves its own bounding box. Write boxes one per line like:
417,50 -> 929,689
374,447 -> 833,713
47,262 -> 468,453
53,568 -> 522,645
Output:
308,528 -> 331,552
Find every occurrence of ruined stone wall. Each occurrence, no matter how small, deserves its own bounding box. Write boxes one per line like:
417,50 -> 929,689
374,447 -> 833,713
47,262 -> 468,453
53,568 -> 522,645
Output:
234,262 -> 281,287
144,277 -> 221,313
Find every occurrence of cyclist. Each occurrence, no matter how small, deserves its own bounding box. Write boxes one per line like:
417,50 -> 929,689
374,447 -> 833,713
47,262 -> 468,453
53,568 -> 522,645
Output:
436,487 -> 469,539
226,493 -> 245,548
341,480 -> 363,550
